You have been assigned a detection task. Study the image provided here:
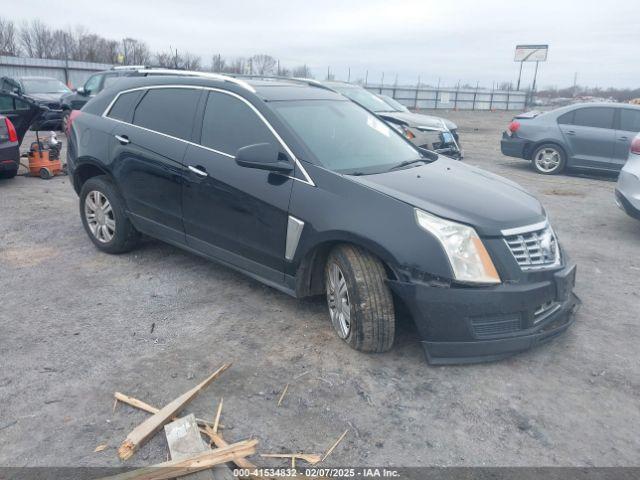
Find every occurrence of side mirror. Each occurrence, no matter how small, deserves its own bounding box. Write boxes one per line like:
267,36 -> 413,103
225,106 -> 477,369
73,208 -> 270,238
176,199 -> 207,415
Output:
235,143 -> 293,172
77,86 -> 87,96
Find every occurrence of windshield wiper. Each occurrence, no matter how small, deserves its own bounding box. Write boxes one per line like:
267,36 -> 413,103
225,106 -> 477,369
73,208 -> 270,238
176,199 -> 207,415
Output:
387,159 -> 426,172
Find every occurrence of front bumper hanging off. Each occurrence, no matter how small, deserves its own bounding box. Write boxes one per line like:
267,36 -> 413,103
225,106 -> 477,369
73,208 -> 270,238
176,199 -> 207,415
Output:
389,263 -> 579,365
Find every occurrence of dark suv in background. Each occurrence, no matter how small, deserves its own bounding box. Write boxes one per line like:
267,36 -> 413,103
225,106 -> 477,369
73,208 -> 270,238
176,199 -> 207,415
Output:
67,72 -> 578,364
0,76 -> 70,131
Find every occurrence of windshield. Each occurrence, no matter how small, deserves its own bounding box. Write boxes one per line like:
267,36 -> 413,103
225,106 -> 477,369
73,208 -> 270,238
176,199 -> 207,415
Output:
21,79 -> 70,94
380,95 -> 409,112
272,99 -> 423,175
330,85 -> 396,113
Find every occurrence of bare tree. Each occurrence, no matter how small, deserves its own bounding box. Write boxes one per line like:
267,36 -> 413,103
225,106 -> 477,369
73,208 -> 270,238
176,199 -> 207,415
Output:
155,47 -> 201,70
292,64 -> 313,78
250,54 -> 277,75
19,19 -> 54,58
0,17 -> 20,56
211,54 -> 226,72
121,38 -> 151,65
225,57 -> 247,74
182,52 -> 201,71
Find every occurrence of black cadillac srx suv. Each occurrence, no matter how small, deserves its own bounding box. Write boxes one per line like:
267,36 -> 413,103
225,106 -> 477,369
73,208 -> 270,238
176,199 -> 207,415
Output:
67,73 -> 578,364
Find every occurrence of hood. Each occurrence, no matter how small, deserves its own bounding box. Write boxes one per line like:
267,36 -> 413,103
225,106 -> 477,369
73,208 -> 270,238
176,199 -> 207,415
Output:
379,111 -> 457,131
349,157 -> 545,236
24,92 -> 63,104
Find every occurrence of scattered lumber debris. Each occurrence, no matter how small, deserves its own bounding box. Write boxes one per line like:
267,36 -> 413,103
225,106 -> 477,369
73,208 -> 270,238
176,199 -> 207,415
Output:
212,398 -> 223,434
322,429 -> 349,462
99,438 -> 257,480
94,444 -> 108,453
261,453 -> 321,464
109,363 -> 340,479
117,363 -> 231,460
165,414 -> 232,480
114,392 -> 217,429
277,384 -> 289,407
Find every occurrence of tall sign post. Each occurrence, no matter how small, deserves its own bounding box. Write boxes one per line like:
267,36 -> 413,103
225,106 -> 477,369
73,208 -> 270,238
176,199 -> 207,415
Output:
514,44 -> 549,91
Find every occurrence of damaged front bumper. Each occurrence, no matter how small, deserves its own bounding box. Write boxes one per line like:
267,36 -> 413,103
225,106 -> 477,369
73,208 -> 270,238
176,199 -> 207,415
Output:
389,263 -> 579,365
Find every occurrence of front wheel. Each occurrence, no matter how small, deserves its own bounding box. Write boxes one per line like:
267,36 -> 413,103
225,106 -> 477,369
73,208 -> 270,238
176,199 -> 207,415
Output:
532,144 -> 566,175
61,110 -> 70,133
325,245 -> 395,353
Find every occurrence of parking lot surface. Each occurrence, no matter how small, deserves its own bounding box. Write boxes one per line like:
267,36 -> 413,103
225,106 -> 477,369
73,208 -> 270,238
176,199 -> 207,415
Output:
1,111 -> 639,468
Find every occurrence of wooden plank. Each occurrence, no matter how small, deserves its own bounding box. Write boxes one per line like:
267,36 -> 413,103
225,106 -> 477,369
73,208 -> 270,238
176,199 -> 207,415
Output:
164,415 -> 215,480
98,438 -> 257,480
114,392 -> 216,429
117,363 -> 231,460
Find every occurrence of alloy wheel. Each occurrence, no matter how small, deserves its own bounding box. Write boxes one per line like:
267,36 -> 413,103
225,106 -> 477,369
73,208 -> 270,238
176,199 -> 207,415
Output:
534,147 -> 561,173
327,263 -> 351,339
84,190 -> 116,243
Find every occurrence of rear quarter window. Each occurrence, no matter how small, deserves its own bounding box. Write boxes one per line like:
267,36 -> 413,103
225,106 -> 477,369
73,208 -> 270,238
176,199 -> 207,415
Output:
132,88 -> 201,140
106,90 -> 144,122
620,109 -> 640,132
557,111 -> 574,124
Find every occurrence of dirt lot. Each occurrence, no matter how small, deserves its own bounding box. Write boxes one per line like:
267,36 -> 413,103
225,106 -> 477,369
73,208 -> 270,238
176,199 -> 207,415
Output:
1,111 -> 639,469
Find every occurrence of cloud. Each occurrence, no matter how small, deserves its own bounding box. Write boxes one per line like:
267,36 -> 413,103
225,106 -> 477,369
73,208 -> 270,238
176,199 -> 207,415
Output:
6,0 -> 639,87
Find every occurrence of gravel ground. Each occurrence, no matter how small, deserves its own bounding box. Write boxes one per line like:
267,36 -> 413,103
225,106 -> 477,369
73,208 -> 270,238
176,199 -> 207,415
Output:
1,112 -> 639,469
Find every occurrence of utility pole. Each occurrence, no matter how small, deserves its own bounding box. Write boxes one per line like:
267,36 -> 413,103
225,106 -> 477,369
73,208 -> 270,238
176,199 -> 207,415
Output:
381,72 -> 385,85
516,60 -> 524,90
531,60 -> 540,93
364,70 -> 368,86
573,72 -> 578,97
347,67 -> 351,82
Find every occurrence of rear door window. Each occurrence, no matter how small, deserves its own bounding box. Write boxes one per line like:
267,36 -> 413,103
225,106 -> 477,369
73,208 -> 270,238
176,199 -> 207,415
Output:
557,111 -> 574,124
572,107 -> 615,129
619,109 -> 640,132
132,88 -> 201,141
107,90 -> 144,122
200,91 -> 274,155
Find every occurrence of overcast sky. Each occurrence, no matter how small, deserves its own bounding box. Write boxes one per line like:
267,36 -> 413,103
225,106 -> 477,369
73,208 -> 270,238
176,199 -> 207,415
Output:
7,0 -> 640,88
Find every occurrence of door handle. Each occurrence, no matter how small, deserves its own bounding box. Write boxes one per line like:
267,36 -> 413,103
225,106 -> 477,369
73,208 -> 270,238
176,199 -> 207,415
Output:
566,130 -> 576,136
188,165 -> 208,177
618,136 -> 629,141
115,134 -> 130,145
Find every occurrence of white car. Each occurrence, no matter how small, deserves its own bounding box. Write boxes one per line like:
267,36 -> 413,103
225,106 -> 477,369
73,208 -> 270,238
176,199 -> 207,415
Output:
616,133 -> 640,219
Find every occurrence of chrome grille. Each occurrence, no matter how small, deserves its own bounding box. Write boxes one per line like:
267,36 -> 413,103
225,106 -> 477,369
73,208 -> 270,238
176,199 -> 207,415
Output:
504,225 -> 560,269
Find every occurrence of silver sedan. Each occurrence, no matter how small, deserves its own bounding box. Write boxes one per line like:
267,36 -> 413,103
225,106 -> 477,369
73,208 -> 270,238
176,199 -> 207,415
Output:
616,133 -> 640,219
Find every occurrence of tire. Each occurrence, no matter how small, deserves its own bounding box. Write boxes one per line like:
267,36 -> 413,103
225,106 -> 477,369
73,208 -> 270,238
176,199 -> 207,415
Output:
62,110 -> 70,133
531,143 -> 566,175
39,167 -> 52,179
325,244 -> 395,353
79,176 -> 140,254
0,168 -> 18,179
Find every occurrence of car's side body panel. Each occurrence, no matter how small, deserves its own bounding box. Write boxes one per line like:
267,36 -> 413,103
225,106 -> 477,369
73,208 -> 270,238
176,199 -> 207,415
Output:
501,103 -> 640,173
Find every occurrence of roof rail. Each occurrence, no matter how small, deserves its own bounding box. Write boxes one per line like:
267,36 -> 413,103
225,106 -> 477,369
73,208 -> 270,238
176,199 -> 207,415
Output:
111,65 -> 147,70
129,68 -> 256,93
228,74 -> 335,92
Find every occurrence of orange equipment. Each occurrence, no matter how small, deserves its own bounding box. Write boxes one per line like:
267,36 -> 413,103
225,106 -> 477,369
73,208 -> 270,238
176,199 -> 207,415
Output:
28,132 -> 63,179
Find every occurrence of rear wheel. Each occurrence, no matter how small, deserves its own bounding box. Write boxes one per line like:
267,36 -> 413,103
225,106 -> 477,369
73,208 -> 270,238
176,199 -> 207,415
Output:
79,176 -> 140,253
532,144 -> 566,175
325,244 -> 395,353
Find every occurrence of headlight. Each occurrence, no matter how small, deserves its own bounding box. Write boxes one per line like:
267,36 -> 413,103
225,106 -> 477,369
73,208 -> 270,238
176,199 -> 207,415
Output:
414,209 -> 500,284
